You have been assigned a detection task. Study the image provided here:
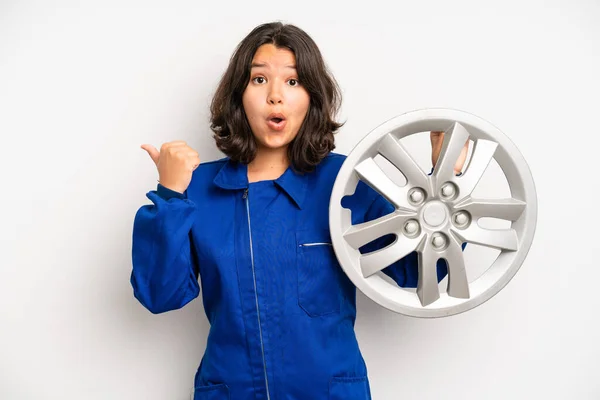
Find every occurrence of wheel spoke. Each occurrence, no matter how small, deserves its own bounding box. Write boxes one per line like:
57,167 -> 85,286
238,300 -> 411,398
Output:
432,122 -> 471,183
417,239 -> 441,307
360,235 -> 424,278
454,139 -> 498,201
451,225 -> 518,251
354,158 -> 412,211
455,196 -> 526,221
344,210 -> 415,250
378,133 -> 431,192
444,234 -> 470,299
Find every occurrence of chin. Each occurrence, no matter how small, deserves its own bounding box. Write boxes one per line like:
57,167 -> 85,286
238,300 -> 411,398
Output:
258,134 -> 295,150
261,142 -> 291,151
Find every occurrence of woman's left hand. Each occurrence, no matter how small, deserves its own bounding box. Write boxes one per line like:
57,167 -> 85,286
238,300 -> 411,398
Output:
430,131 -> 469,175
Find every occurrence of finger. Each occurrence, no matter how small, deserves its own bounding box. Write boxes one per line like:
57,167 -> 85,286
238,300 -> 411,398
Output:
172,151 -> 199,163
183,151 -> 199,158
190,156 -> 201,170
430,131 -> 444,141
160,141 -> 187,152
166,140 -> 187,146
453,140 -> 470,173
140,144 -> 160,165
168,142 -> 190,149
171,149 -> 199,161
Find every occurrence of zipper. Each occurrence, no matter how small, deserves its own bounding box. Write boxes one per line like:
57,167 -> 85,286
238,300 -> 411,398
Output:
243,187 -> 271,400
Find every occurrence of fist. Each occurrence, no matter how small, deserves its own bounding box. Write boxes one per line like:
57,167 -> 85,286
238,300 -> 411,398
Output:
141,141 -> 200,194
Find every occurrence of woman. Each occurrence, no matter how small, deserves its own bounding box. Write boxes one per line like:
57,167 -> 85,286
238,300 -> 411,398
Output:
132,21 -> 467,400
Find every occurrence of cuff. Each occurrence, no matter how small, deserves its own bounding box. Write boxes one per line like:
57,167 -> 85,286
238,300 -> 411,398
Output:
156,183 -> 186,200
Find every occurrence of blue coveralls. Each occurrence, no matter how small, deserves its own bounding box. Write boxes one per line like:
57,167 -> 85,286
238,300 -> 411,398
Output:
131,152 -> 448,399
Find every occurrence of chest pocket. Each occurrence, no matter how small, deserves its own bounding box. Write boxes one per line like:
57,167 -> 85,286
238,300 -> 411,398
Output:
296,228 -> 342,317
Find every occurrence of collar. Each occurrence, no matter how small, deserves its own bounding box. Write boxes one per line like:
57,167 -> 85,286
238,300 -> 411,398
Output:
213,158 -> 308,209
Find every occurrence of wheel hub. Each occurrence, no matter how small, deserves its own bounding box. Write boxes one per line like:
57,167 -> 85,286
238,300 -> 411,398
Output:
421,201 -> 448,228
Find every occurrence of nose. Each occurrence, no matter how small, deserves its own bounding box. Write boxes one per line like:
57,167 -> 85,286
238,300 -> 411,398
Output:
267,83 -> 283,104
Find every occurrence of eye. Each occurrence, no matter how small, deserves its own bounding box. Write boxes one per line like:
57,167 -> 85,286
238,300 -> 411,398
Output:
288,79 -> 300,86
252,76 -> 266,84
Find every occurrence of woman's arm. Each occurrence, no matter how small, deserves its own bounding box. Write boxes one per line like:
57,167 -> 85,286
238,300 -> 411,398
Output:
130,184 -> 200,314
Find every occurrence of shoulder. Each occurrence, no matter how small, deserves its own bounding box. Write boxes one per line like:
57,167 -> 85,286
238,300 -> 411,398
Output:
193,156 -> 228,175
313,151 -> 347,177
187,156 -> 230,190
320,151 -> 347,166
197,156 -> 229,170
317,152 -> 386,215
301,152 -> 347,189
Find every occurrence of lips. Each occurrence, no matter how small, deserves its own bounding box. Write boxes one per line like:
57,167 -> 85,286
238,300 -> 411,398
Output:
266,113 -> 287,131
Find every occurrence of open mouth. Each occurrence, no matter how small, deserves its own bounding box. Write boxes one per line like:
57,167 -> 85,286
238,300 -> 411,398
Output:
267,114 -> 287,131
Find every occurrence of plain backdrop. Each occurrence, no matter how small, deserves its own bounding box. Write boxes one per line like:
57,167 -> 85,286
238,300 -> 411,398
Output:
1,0 -> 598,399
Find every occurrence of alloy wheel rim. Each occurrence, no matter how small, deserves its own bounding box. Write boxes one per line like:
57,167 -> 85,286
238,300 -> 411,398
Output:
329,108 -> 538,318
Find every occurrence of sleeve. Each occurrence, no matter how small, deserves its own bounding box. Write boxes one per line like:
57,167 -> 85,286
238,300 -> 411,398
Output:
130,183 -> 200,314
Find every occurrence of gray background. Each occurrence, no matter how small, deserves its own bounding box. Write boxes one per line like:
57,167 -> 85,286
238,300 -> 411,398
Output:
1,0 -> 598,399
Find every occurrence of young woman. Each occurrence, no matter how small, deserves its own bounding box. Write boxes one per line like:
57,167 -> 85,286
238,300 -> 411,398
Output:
132,21 -> 467,400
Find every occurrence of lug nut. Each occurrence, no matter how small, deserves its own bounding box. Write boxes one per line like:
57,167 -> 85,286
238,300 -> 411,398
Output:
431,232 -> 447,249
408,188 -> 425,204
403,220 -> 420,237
441,183 -> 455,198
453,211 -> 469,226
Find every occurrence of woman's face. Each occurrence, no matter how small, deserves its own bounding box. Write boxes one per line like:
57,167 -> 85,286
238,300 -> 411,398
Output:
242,44 -> 310,155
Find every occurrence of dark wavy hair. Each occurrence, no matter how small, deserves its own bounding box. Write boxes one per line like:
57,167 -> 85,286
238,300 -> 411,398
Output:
209,21 -> 344,173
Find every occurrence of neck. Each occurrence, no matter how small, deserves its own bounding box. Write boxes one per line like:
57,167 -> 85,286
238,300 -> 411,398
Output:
247,147 -> 289,182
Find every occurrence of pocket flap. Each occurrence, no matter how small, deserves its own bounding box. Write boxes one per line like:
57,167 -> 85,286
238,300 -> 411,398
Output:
193,383 -> 230,400
297,228 -> 332,247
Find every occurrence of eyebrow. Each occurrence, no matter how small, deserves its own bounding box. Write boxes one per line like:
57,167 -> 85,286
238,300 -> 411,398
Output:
250,62 -> 297,69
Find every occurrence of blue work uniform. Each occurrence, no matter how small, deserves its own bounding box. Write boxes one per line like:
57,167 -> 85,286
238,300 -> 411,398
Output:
130,152 -> 448,400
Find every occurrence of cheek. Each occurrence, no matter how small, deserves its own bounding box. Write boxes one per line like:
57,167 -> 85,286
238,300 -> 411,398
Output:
291,91 -> 310,119
242,91 -> 260,120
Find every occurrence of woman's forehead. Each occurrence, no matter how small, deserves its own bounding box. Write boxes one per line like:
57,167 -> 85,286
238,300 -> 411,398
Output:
251,44 -> 297,68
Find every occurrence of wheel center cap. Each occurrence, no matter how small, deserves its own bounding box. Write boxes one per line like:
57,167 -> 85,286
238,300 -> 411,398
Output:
422,201 -> 448,227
